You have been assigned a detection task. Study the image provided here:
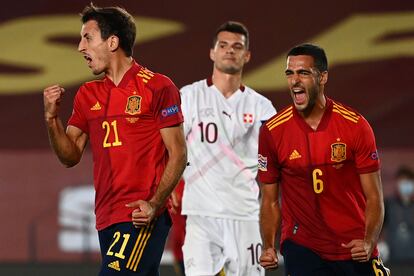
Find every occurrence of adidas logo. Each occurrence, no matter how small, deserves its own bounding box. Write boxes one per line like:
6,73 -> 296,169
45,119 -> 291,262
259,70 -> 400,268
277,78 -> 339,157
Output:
289,150 -> 302,160
90,102 -> 102,111
108,260 -> 121,271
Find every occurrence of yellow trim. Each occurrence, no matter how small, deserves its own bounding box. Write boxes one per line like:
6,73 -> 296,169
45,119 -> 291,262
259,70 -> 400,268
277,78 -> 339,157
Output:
133,223 -> 155,271
332,108 -> 359,123
333,102 -> 357,117
126,227 -> 146,269
268,113 -> 293,130
266,106 -> 293,127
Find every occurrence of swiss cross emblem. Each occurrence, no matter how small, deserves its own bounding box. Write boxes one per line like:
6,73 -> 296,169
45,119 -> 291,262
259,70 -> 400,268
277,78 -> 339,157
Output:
243,113 -> 253,123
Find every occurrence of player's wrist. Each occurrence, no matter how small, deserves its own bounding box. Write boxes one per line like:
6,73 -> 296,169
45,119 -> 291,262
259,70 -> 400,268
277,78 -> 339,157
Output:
45,112 -> 58,122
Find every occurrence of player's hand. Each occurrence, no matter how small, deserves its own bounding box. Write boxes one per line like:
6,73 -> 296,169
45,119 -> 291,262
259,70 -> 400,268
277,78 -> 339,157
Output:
341,239 -> 373,262
259,247 -> 278,270
43,85 -> 65,120
126,200 -> 156,228
169,190 -> 181,214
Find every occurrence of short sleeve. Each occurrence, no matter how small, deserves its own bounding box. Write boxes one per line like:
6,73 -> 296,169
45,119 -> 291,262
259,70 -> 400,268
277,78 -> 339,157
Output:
258,124 -> 280,184
152,75 -> 184,129
67,87 -> 88,133
179,85 -> 193,137
354,117 -> 380,174
259,97 -> 277,123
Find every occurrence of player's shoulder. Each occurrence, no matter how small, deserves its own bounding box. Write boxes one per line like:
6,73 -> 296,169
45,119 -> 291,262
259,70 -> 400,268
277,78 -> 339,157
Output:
137,66 -> 177,91
243,85 -> 273,104
330,98 -> 364,124
180,79 -> 207,97
77,78 -> 105,96
81,78 -> 105,89
264,105 -> 294,131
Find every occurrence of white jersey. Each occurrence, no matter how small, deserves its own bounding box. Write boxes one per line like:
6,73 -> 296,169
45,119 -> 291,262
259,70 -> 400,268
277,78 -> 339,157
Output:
180,79 -> 276,220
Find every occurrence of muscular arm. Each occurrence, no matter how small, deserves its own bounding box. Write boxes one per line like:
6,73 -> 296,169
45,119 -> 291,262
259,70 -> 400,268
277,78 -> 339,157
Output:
361,171 -> 384,255
128,124 -> 187,226
342,170 -> 384,261
149,124 -> 187,210
259,182 -> 281,269
46,121 -> 88,167
44,84 -> 88,167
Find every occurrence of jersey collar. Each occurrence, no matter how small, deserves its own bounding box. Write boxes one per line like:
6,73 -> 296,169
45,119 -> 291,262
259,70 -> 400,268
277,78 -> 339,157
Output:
104,60 -> 141,89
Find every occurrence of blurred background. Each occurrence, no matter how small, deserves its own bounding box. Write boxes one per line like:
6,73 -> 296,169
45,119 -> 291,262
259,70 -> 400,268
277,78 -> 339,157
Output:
1,0 -> 413,275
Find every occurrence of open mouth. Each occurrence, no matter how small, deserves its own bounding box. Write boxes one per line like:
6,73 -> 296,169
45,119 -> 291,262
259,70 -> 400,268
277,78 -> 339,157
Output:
83,55 -> 92,65
292,87 -> 306,104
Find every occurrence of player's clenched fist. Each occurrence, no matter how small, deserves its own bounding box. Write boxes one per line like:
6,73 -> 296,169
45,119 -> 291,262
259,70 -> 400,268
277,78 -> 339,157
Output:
43,85 -> 65,120
260,247 -> 279,270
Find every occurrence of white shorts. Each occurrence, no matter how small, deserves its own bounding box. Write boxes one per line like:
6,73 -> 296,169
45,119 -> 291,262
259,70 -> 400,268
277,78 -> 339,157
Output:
182,215 -> 264,276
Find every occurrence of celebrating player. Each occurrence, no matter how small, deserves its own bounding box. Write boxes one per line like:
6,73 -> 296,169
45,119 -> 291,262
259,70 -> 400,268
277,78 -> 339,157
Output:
43,3 -> 187,275
258,43 -> 390,275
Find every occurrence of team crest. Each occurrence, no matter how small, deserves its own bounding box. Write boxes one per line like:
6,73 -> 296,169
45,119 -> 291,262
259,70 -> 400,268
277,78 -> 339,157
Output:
331,142 -> 346,162
125,95 -> 142,115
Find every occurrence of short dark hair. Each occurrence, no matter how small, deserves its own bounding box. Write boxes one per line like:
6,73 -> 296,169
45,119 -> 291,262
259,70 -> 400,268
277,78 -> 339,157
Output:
80,3 -> 136,56
287,43 -> 328,72
212,21 -> 249,49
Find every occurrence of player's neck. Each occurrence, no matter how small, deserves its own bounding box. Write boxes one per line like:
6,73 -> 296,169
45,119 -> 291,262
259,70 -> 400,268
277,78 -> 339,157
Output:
301,95 -> 327,131
211,69 -> 243,99
106,55 -> 134,86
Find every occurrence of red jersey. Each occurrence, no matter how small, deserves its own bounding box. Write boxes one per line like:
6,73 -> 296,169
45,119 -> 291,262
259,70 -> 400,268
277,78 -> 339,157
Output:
258,98 -> 380,260
68,61 -> 183,230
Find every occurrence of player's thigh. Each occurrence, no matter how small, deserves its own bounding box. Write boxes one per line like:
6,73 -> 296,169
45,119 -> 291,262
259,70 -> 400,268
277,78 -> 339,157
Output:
99,211 -> 171,275
233,220 -> 264,276
183,216 -> 224,276
282,239 -> 332,276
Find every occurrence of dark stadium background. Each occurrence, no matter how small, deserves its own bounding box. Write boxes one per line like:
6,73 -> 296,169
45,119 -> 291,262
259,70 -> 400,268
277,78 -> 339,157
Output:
0,0 -> 413,275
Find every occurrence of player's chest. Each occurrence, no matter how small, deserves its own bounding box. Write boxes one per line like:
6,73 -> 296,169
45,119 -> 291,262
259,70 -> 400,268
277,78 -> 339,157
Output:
278,125 -> 354,167
84,86 -> 153,121
194,95 -> 258,138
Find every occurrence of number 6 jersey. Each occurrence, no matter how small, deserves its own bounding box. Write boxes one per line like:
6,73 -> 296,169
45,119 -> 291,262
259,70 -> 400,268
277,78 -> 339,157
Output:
180,79 -> 276,220
258,98 -> 380,260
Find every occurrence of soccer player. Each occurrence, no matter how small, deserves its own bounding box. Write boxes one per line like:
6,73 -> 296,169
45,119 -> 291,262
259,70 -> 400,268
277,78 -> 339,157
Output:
180,21 -> 276,275
258,43 -> 390,275
43,4 -> 187,275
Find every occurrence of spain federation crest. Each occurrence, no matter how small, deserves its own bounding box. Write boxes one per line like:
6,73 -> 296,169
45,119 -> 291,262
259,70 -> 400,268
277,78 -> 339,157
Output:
331,142 -> 346,162
125,95 -> 142,115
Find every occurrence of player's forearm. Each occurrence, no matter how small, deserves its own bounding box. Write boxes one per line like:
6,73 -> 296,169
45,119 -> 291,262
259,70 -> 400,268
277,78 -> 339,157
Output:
149,147 -> 187,211
46,118 -> 82,167
260,194 -> 280,250
364,194 -> 384,248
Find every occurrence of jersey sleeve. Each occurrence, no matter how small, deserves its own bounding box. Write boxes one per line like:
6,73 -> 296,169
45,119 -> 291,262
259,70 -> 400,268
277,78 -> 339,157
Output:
259,97 -> 277,123
179,84 -> 193,137
258,124 -> 280,184
151,75 -> 184,129
354,116 -> 380,174
67,87 -> 88,133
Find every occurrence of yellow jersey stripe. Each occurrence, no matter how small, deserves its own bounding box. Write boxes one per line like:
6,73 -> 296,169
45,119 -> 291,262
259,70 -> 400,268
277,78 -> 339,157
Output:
332,106 -> 359,121
333,109 -> 359,123
266,106 -> 293,127
268,114 -> 293,130
333,103 -> 358,117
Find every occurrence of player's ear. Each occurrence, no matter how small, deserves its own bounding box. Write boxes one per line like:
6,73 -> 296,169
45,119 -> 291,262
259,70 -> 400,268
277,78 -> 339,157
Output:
209,48 -> 216,62
108,35 -> 120,52
244,50 -> 251,63
320,71 -> 328,85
